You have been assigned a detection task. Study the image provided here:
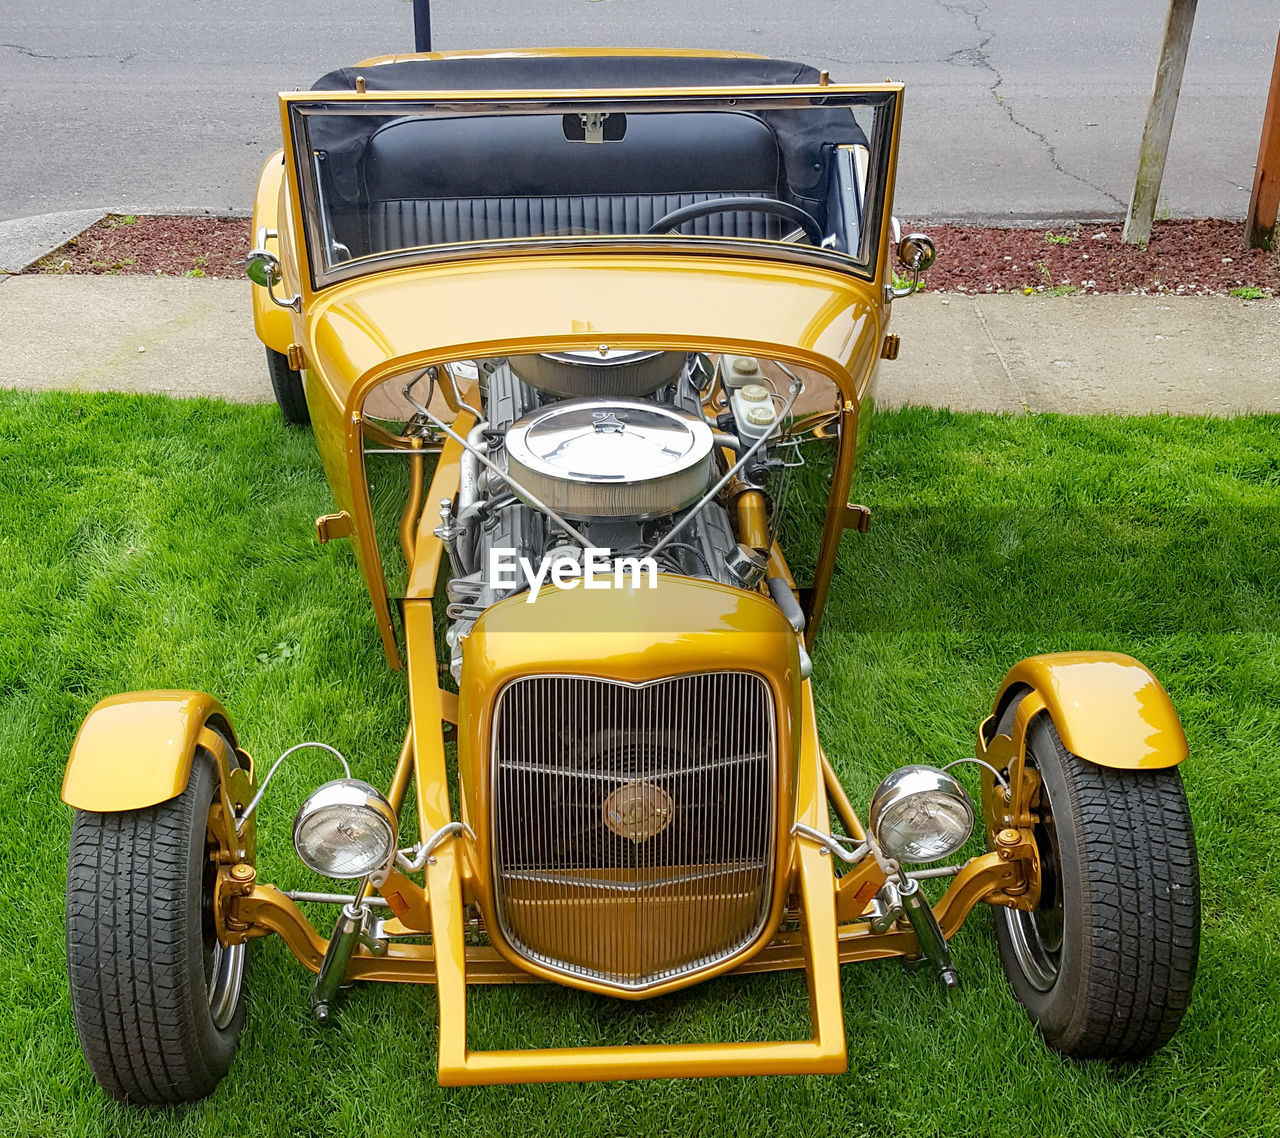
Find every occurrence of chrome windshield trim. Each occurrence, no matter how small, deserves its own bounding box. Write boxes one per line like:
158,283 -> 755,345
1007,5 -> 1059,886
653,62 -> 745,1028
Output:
309,235 -> 873,290
286,87 -> 899,291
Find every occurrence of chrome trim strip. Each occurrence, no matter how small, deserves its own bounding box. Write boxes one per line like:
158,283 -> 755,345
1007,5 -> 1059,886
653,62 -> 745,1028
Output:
308,233 -> 872,291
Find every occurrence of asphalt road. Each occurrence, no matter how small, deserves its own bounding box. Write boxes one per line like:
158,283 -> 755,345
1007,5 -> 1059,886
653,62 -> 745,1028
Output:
0,0 -> 1276,223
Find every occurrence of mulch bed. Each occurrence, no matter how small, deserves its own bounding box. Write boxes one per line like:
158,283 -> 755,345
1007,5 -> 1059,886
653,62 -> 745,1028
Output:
913,218 -> 1279,297
34,215 -> 252,279
31,214 -> 1280,297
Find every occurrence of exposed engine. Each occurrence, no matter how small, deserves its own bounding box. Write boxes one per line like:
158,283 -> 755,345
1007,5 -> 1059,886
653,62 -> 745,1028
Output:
430,349 -> 799,680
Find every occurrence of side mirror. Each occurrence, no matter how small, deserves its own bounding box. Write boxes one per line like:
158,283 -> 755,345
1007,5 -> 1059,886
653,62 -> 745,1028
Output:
245,247 -> 281,289
889,232 -> 936,300
897,233 -> 936,274
245,228 -> 300,312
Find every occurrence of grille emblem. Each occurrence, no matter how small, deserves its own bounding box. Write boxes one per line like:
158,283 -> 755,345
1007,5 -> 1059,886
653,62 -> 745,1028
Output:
603,781 -> 674,842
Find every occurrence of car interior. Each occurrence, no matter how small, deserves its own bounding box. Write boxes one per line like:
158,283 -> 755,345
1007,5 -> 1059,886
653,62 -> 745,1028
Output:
361,110 -> 791,249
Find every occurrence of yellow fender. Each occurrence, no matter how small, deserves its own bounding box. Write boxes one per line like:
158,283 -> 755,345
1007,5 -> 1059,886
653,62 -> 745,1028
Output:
987,651 -> 1188,770
62,691 -> 252,813
250,150 -> 294,356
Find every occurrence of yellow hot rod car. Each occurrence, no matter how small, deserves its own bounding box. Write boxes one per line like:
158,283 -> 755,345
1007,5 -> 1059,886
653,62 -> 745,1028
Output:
62,45 -> 1199,1102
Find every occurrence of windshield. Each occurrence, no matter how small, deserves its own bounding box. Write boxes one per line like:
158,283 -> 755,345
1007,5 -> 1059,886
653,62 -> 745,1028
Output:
286,85 -> 899,289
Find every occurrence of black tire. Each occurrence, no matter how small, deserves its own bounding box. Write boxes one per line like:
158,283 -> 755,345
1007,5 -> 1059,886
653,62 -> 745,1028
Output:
992,710 -> 1199,1060
66,744 -> 248,1104
265,346 -> 310,426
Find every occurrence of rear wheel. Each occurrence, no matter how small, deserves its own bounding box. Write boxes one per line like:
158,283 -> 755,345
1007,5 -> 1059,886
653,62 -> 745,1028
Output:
992,711 -> 1199,1059
265,346 -> 310,426
66,742 -> 249,1103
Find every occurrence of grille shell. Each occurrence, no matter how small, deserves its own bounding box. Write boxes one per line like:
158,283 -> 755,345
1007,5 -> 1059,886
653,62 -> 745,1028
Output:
489,672 -> 778,993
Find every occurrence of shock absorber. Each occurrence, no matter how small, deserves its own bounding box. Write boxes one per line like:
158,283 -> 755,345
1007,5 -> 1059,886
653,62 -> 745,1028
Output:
311,902 -> 367,1022
898,877 -> 961,991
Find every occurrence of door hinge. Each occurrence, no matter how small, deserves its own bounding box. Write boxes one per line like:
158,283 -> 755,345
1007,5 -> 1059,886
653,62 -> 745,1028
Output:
880,334 -> 900,360
287,343 -> 307,371
843,504 -> 872,533
315,511 -> 352,544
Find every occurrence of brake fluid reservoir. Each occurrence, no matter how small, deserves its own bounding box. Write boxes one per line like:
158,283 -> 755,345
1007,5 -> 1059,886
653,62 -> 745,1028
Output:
721,354 -> 764,390
731,382 -> 777,440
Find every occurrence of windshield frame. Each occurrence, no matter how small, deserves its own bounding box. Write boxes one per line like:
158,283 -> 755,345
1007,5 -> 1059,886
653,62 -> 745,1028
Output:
280,84 -> 902,293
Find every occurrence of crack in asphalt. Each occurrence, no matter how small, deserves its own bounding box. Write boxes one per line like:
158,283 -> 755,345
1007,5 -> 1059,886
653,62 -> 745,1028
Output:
2,42 -> 135,65
934,0 -> 1126,209
811,51 -> 940,69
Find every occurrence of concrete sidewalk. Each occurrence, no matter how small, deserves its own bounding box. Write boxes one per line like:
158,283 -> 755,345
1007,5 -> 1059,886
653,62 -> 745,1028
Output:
1,275 -> 1278,415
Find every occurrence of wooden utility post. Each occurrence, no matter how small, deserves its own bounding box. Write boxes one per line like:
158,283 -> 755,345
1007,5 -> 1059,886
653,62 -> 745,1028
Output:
1123,0 -> 1198,246
1246,30 -> 1280,250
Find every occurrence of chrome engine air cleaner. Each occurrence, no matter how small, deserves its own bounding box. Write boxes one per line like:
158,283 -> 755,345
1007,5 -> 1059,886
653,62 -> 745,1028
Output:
504,397 -> 714,519
508,349 -> 687,398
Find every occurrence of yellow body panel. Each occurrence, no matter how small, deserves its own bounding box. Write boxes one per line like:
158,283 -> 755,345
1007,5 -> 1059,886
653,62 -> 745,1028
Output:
461,574 -> 802,686
309,253 -> 877,411
62,690 -> 242,812
249,151 -> 294,356
991,651 -> 1188,769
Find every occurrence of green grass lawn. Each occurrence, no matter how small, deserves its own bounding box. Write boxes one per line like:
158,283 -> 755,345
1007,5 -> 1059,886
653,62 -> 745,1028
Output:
0,390 -> 1277,1137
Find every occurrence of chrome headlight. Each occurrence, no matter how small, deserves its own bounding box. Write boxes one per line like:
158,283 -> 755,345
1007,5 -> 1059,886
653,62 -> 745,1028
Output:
868,765 -> 975,863
292,779 -> 398,879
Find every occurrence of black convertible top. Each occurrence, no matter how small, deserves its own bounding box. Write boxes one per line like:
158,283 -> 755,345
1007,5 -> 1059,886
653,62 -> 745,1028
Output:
312,53 -> 836,94
308,55 -> 868,200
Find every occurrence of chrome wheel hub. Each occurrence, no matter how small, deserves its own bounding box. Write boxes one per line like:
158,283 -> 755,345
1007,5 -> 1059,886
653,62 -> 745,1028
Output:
207,940 -> 247,1030
1000,764 -> 1064,992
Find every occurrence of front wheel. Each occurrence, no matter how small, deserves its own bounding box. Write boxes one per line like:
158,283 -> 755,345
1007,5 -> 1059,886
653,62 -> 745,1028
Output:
993,714 -> 1199,1060
66,744 -> 249,1103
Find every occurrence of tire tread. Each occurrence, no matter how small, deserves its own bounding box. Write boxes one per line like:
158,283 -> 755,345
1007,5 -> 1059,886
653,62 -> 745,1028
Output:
66,755 -> 239,1104
1004,723 -> 1199,1060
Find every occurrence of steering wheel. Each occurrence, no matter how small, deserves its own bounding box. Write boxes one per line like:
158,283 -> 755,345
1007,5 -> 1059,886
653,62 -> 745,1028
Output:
647,196 -> 823,245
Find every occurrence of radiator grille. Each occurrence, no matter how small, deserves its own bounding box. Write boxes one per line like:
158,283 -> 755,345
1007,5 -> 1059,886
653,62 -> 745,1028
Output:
491,672 -> 777,991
